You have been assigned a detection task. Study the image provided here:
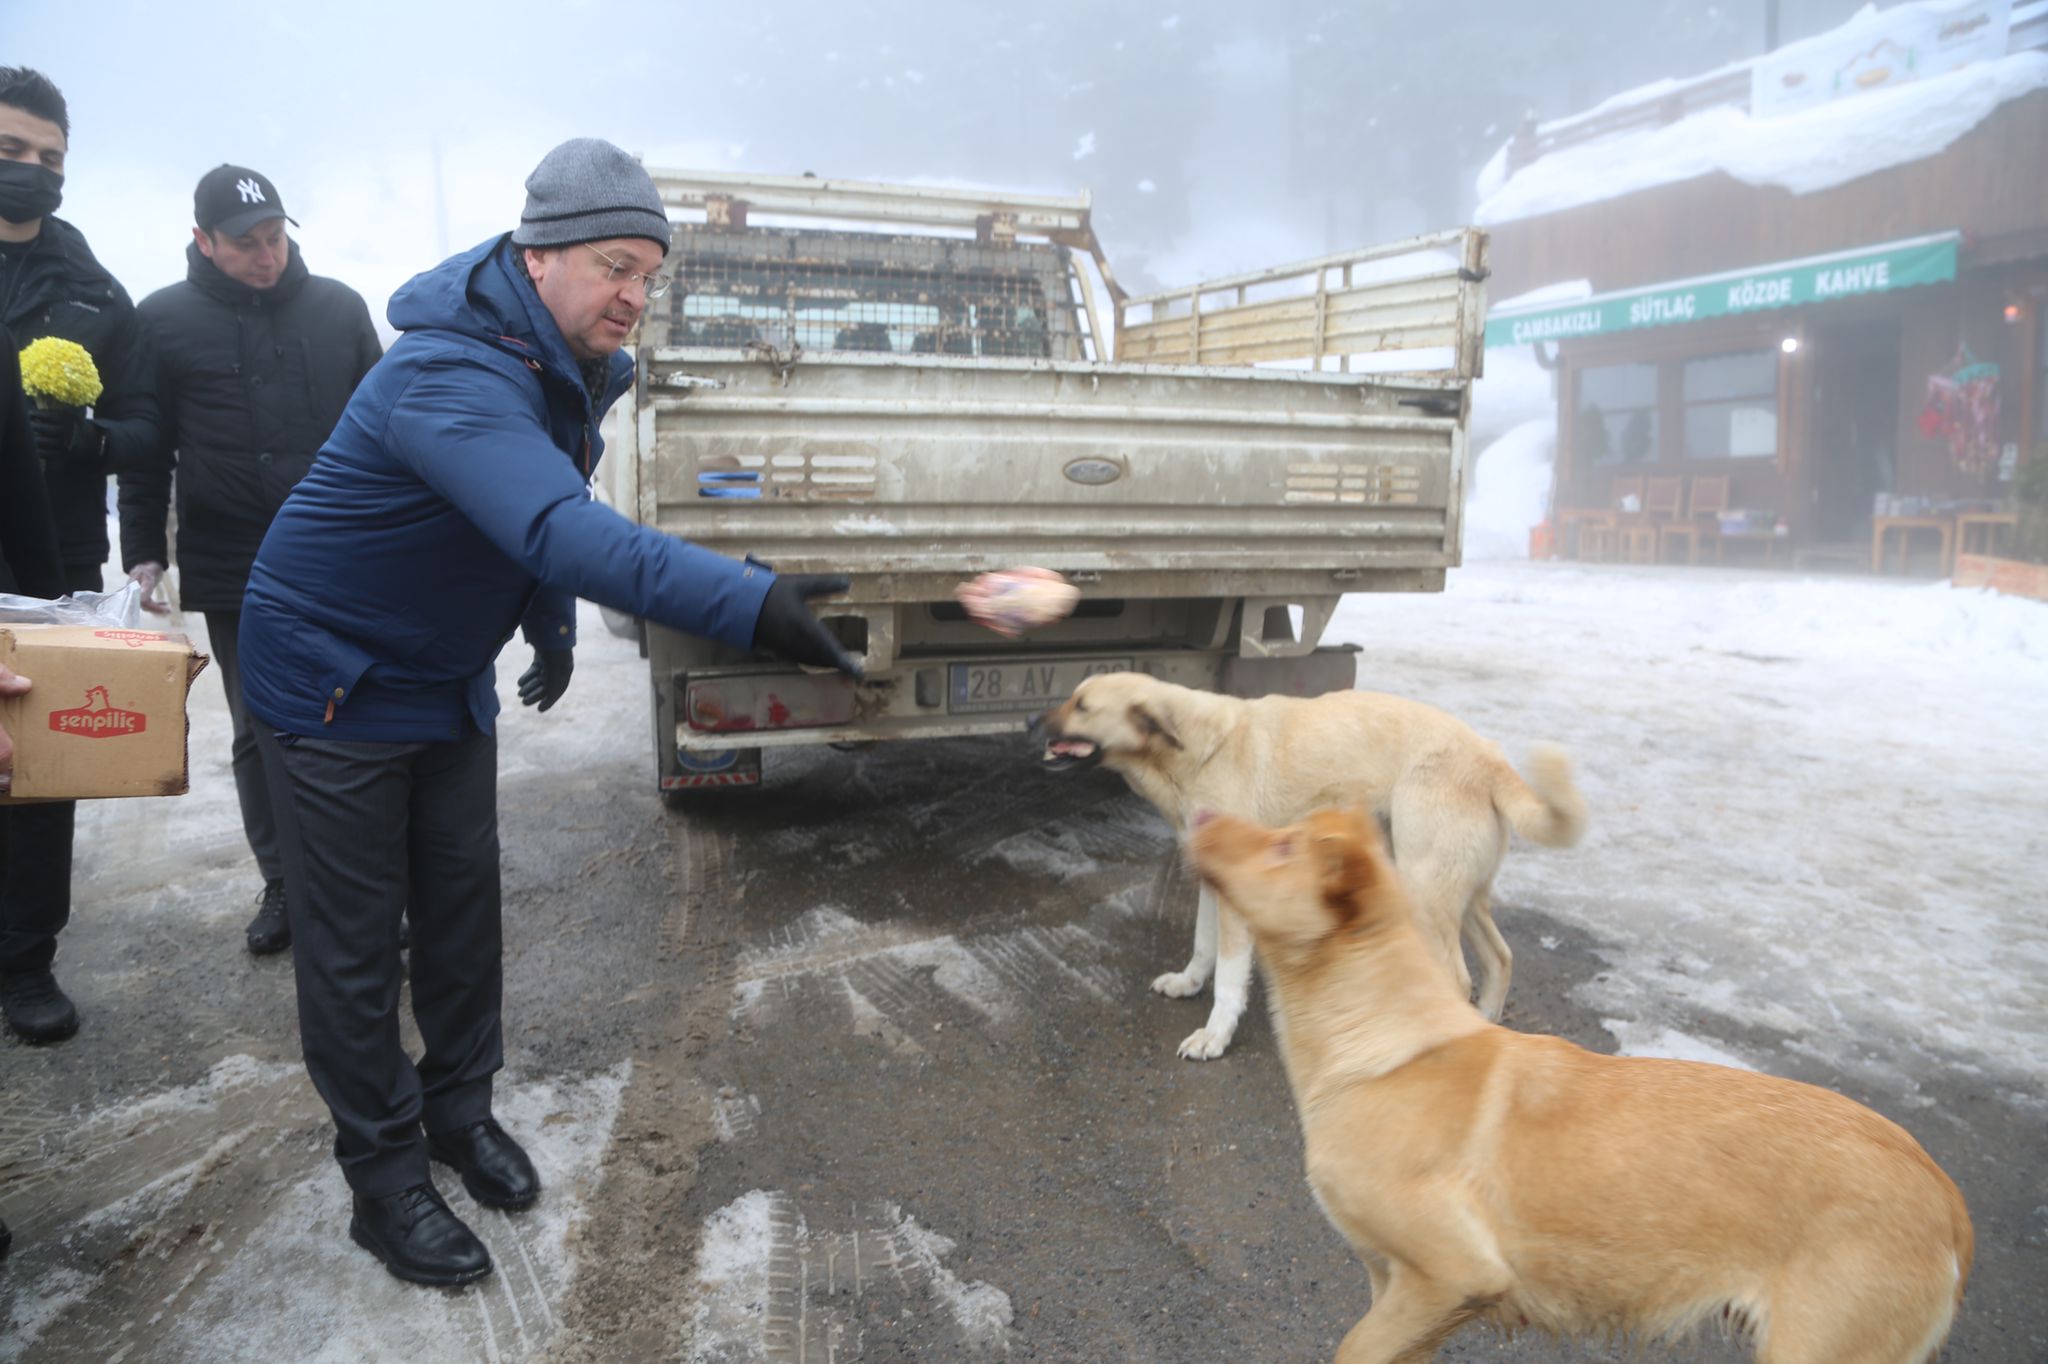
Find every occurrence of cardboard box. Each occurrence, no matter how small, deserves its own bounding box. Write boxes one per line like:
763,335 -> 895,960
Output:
1954,553 -> 2048,602
0,624 -> 208,802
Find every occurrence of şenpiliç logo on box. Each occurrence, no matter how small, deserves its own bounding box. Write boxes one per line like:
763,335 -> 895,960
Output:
48,686 -> 147,738
93,629 -> 170,649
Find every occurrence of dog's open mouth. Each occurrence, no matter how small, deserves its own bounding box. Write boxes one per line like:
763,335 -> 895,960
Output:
1040,739 -> 1100,771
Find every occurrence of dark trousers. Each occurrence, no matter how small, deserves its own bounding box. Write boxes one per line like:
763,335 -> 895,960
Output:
203,611 -> 281,884
0,802 -> 75,978
255,724 -> 503,1197
0,564 -> 96,978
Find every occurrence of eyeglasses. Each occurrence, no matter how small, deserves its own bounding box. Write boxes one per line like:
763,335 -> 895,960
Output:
583,242 -> 672,299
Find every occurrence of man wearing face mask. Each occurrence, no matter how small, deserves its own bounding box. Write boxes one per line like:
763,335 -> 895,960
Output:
0,69 -> 158,590
0,66 -> 160,1045
118,165 -> 382,957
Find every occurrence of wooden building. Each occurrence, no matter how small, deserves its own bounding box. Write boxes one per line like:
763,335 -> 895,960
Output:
1483,4 -> 2048,569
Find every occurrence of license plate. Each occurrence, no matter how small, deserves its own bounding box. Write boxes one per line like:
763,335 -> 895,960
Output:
948,658 -> 1132,713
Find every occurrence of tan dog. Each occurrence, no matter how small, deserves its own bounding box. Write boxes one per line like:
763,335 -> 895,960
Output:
1038,673 -> 1585,1059
1188,807 -> 1974,1364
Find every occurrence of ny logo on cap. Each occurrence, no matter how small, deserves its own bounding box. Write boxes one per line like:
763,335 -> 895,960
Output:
236,178 -> 266,204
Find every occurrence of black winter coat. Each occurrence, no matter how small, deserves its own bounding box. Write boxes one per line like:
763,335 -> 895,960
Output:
119,240 -> 382,610
1,216 -> 160,574
0,323 -> 65,599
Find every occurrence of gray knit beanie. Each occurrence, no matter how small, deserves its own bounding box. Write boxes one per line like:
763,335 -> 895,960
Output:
510,138 -> 671,256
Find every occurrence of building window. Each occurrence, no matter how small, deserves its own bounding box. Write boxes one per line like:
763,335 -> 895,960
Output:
1576,362 -> 1659,465
1682,349 -> 1779,459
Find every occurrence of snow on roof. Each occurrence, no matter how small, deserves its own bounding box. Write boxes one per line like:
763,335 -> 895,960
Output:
1476,34 -> 2047,226
1490,277 -> 1594,311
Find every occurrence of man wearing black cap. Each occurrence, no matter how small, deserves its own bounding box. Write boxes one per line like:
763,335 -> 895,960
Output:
0,66 -> 161,1046
236,137 -> 858,1286
118,165 -> 381,957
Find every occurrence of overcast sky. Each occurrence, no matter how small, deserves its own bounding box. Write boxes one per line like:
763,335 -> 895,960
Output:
8,2 -> 768,327
8,0 -> 1865,328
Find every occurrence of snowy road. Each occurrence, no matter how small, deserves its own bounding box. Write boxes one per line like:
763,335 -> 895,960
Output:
3,560 -> 2043,1361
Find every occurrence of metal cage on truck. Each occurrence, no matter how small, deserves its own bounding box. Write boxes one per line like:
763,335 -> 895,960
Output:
605,169 -> 1488,798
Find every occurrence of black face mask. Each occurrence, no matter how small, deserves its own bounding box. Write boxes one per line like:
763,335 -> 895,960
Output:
0,160 -> 63,225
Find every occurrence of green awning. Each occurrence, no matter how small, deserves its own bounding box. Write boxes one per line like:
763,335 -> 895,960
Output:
1485,231 -> 1960,348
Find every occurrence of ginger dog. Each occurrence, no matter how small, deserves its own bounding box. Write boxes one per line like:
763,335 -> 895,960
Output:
1188,807 -> 1972,1364
1038,673 -> 1584,1059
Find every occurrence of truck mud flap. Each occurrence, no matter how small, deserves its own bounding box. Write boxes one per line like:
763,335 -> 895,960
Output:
1221,645 -> 1360,700
663,745 -> 763,790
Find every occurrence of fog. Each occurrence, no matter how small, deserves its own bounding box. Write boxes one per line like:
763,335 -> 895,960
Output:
7,0 -> 1868,318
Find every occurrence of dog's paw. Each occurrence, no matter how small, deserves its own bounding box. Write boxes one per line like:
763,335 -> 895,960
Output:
1151,970 -> 1206,998
1176,1026 -> 1234,1061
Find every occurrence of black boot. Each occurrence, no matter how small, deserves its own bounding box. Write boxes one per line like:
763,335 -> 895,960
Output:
245,880 -> 291,955
1,970 -> 79,1044
1,1215 -> 12,1259
348,1183 -> 491,1286
428,1117 -> 541,1209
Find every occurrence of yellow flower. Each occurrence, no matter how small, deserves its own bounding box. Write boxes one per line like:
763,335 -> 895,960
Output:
19,336 -> 103,408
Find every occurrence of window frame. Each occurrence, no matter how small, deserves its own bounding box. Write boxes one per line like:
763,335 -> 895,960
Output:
1678,347 -> 1782,461
1573,360 -> 1662,467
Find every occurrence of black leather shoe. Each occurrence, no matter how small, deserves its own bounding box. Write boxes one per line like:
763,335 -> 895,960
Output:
428,1118 -> 540,1210
1,970 -> 79,1044
245,881 -> 291,955
348,1183 -> 491,1286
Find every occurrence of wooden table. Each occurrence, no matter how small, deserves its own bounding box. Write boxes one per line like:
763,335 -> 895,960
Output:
1871,515 -> 1954,576
1719,530 -> 1785,568
1955,511 -> 2019,559
1554,507 -> 1618,561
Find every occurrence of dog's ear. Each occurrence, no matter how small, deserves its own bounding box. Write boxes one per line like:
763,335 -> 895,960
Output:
1128,702 -> 1183,751
1308,813 -> 1378,925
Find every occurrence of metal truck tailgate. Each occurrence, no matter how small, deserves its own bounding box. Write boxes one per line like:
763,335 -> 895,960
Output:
630,350 -> 1464,582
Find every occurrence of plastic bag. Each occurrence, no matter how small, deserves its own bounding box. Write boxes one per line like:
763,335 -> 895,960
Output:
0,580 -> 149,629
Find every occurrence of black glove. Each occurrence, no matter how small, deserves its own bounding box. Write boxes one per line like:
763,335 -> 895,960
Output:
750,573 -> 861,677
27,405 -> 78,466
28,406 -> 105,469
517,647 -> 574,711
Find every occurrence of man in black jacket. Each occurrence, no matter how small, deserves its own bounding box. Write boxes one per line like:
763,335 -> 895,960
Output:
0,68 -> 159,589
120,164 -> 382,954
0,67 -> 158,1044
1,320 -> 62,1251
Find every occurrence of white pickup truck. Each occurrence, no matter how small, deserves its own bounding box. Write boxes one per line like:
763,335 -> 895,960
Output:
603,170 -> 1488,798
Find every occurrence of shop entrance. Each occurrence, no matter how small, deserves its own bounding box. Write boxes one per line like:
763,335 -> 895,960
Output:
1810,322 -> 1901,543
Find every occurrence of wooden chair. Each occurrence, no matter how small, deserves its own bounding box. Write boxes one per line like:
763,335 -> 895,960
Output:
1658,475 -> 1729,565
1577,476 -> 1643,562
1619,475 -> 1682,563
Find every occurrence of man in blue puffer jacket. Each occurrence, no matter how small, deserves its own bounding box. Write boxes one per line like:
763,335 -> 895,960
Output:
238,138 -> 856,1288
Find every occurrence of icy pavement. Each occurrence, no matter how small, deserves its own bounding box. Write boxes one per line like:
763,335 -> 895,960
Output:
4,563 -> 2044,1360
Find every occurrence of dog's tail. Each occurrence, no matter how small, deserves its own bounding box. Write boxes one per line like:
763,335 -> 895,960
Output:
1494,742 -> 1587,849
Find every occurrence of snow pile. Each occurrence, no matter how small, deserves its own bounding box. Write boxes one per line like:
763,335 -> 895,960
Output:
1476,48 -> 2048,225
1462,340 -> 1565,563
1328,562 -> 2048,1100
1468,342 -> 1558,448
1462,419 -> 1555,561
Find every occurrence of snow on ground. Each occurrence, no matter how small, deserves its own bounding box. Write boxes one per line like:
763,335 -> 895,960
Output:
689,1190 -> 1012,1360
1328,561 -> 2048,1108
159,1065 -> 627,1364
1475,45 -> 2047,224
0,1060 -> 628,1363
